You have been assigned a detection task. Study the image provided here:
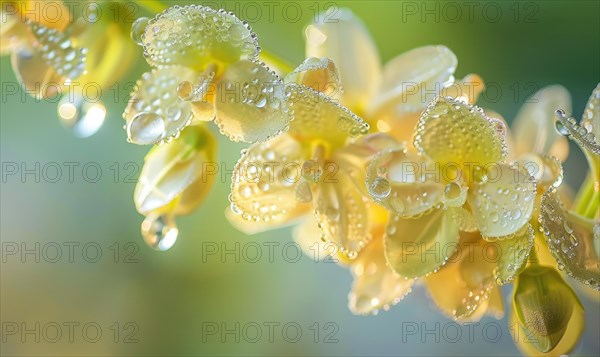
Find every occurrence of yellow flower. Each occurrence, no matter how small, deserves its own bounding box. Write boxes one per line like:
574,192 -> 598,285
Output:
2,1 -> 139,137
123,5 -> 292,145
227,57 -> 373,257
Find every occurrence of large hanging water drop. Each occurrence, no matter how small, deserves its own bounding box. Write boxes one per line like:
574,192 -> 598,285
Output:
141,214 -> 178,251
127,112 -> 166,145
58,95 -> 106,138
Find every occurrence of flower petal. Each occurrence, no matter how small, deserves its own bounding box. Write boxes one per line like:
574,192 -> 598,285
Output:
293,217 -> 343,263
425,232 -> 496,321
555,90 -> 600,157
366,148 -> 444,217
284,57 -> 341,97
581,83 -> 600,144
313,168 -> 371,257
16,1 -> 70,31
368,46 -> 457,118
305,9 -> 380,112
124,66 -> 198,145
10,42 -> 64,99
349,233 -> 413,315
142,5 -> 258,71
493,224 -> 535,286
214,60 -> 291,143
27,21 -> 86,80
468,164 -> 536,238
414,96 -> 507,167
512,265 -> 584,354
385,209 -> 460,278
518,153 -> 563,192
226,205 -> 309,235
285,83 -> 369,149
440,74 -> 485,105
230,134 -> 309,222
134,125 -> 216,215
448,207 -> 478,232
539,189 -> 600,290
512,85 -> 572,160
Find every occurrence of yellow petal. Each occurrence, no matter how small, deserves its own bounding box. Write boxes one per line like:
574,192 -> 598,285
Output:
214,60 -> 291,143
293,217 -> 342,263
17,1 -> 70,31
517,153 -> 564,193
493,224 -> 535,285
555,88 -> 600,158
305,9 -> 380,113
313,168 -> 371,256
511,265 -> 584,355
385,209 -> 459,278
366,148 -> 444,217
285,57 -> 341,97
448,207 -> 478,232
512,85 -> 572,160
468,164 -> 536,238
285,83 -> 369,149
425,232 -> 496,321
413,96 -> 507,168
1,6 -> 29,54
230,134 -> 309,222
142,5 -> 258,71
368,46 -> 457,119
349,233 -> 413,315
28,21 -> 86,80
539,189 -> 600,290
124,66 -> 199,145
440,74 -> 485,105
226,205 -> 309,235
134,125 -> 216,215
10,42 -> 64,99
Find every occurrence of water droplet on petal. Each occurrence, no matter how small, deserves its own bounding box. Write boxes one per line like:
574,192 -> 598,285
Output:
127,112 -> 166,145
555,119 -> 570,136
370,177 -> 391,199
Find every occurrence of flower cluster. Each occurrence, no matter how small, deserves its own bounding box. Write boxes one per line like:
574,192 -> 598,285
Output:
2,2 -> 598,356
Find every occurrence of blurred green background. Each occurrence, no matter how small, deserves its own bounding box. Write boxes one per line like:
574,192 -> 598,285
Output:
1,0 -> 599,356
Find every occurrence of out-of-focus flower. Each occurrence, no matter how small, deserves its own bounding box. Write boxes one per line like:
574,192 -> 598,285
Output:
1,1 -> 140,137
123,4 -> 293,145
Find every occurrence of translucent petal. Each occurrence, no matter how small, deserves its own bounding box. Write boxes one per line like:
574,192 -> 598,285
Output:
366,148 -> 444,217
512,85 -> 572,160
539,189 -> 600,290
448,207 -> 478,232
285,83 -> 369,149
368,46 -> 457,118
555,96 -> 600,157
349,234 -> 413,315
305,9 -> 380,112
28,22 -> 86,80
284,57 -> 341,97
10,43 -> 64,99
1,9 -> 29,54
214,60 -> 291,143
517,153 -> 563,191
468,164 -> 536,238
293,217 -> 342,263
226,205 -> 309,235
512,265 -> 584,354
385,209 -> 460,278
493,224 -> 534,286
414,96 -> 507,168
581,83 -> 600,144
425,232 -> 496,321
124,66 -> 198,145
134,125 -> 216,215
142,5 -> 258,71
230,134 -> 308,222
313,169 -> 371,257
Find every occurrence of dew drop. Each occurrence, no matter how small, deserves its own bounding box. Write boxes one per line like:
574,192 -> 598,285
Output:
555,120 -> 570,136
370,177 -> 391,199
141,214 -> 178,251
127,112 -> 166,145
